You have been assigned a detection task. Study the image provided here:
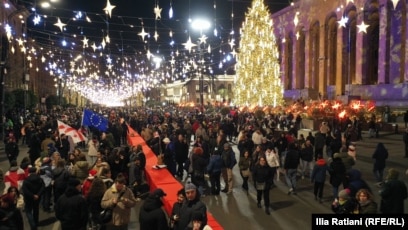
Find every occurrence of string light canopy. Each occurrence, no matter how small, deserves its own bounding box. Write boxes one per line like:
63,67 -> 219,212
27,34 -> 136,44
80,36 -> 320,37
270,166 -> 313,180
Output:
5,0 -> 289,106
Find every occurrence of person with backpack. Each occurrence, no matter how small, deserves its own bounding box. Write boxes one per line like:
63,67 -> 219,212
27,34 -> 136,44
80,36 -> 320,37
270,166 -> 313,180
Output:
221,143 -> 237,194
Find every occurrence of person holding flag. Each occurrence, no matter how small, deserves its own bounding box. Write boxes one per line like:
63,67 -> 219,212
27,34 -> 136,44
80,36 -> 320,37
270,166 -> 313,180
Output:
57,120 -> 87,145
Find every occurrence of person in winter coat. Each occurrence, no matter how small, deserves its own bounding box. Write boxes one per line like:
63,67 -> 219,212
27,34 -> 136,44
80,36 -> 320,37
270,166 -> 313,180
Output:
206,151 -> 223,195
174,134 -> 189,179
71,153 -> 90,183
335,147 -> 355,173
28,132 -> 42,166
356,188 -> 377,214
86,177 -> 107,230
163,137 -> 177,176
299,140 -> 314,179
372,142 -> 388,183
176,183 -> 207,230
5,137 -> 19,165
87,136 -> 99,165
101,173 -> 136,229
221,143 -> 237,194
0,194 -> 22,230
191,147 -> 208,196
139,189 -> 169,230
40,157 -> 53,212
55,178 -> 88,230
264,147 -> 279,182
56,134 -> 70,161
238,150 -> 252,193
311,156 -> 328,203
22,167 -> 44,230
346,169 -> 371,198
284,143 -> 300,195
314,131 -> 325,160
332,188 -> 360,214
170,189 -> 186,230
380,168 -> 408,213
328,155 -> 346,199
252,157 -> 273,215
52,159 -> 70,205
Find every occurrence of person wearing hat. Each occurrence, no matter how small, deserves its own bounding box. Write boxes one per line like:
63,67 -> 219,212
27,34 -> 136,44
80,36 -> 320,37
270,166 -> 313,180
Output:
22,167 -> 45,230
331,188 -> 360,214
55,177 -> 88,230
81,169 -> 98,198
220,143 -> 237,194
379,168 -> 408,213
176,182 -> 207,230
139,188 -> 169,230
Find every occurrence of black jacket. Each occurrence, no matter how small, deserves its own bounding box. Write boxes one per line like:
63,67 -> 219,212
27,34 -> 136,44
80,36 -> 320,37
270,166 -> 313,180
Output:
55,187 -> 88,230
139,196 -> 169,230
252,164 -> 273,185
284,149 -> 300,169
176,196 -> 207,230
22,173 -> 45,203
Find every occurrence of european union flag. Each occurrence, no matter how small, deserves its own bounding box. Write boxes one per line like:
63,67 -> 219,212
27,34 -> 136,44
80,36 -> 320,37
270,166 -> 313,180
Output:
82,109 -> 108,132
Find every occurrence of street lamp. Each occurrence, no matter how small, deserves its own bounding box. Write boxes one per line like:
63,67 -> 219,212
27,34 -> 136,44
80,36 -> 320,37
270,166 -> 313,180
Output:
191,19 -> 210,106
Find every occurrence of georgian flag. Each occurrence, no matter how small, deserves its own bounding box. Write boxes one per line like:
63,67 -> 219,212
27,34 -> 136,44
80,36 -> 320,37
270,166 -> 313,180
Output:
57,120 -> 87,143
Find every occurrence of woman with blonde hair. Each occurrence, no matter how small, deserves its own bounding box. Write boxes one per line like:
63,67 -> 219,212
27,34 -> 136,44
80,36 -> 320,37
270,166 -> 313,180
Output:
356,188 -> 377,214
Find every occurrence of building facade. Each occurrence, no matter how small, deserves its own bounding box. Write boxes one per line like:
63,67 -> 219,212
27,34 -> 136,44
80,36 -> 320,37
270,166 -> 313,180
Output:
273,0 -> 408,108
161,74 -> 235,105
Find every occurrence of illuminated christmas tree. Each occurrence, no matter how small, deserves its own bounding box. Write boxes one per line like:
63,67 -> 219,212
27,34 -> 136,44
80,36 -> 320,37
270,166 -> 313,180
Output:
234,0 -> 284,107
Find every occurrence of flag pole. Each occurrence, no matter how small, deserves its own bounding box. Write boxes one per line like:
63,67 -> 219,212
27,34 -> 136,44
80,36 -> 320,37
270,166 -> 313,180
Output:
81,108 -> 86,127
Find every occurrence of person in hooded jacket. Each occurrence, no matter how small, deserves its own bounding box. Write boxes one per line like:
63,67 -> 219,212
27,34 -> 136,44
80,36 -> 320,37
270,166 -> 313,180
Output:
139,188 -> 169,230
372,142 -> 388,183
311,156 -> 328,203
55,178 -> 88,230
346,168 -> 371,198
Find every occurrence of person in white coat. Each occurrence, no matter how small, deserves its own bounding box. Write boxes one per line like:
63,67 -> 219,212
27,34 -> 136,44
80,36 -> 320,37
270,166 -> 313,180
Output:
87,136 -> 99,165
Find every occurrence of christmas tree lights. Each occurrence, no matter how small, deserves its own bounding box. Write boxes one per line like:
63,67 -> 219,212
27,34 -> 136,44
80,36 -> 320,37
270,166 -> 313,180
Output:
234,0 -> 284,107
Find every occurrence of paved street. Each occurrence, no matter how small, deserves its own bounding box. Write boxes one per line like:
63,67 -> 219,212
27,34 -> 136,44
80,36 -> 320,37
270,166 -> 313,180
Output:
1,129 -> 408,230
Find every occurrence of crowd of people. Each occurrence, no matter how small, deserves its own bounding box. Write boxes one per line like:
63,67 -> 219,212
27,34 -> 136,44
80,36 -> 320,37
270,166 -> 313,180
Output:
0,105 -> 407,229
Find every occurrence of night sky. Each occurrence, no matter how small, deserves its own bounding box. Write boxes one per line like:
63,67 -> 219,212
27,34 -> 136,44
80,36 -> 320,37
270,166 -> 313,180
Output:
22,0 -> 290,75
25,0 -> 290,48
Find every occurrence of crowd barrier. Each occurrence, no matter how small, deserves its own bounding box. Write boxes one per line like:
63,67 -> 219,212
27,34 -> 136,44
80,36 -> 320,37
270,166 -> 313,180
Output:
126,126 -> 223,229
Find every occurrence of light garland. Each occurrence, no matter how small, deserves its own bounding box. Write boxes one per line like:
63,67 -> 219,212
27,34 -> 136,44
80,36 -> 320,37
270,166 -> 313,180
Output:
234,0 -> 284,107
